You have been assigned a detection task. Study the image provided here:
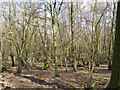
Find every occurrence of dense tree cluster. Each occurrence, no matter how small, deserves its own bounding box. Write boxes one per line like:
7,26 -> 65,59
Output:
0,0 -> 119,88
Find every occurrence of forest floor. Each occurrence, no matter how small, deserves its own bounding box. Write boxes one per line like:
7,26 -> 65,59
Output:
1,63 -> 111,89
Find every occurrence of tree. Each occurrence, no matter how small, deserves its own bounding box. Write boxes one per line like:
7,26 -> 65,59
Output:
71,0 -> 77,72
94,2 -> 109,67
44,5 -> 49,70
107,2 -> 116,70
106,1 -> 120,89
49,0 -> 63,76
0,22 -> 2,74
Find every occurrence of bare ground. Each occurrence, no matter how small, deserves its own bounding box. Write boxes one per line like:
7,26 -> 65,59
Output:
1,63 -> 111,89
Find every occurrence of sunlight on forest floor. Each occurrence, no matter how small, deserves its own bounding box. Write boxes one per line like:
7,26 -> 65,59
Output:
1,63 -> 111,89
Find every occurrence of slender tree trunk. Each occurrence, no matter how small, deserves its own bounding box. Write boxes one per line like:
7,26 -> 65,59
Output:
103,20 -> 107,63
57,1 -> 67,71
0,26 -> 2,74
89,1 -> 98,88
9,2 -> 15,68
17,3 -> 28,73
89,6 -> 95,71
10,54 -> 15,67
107,2 -> 116,70
51,1 -> 59,76
17,58 -> 22,74
44,5 -> 49,70
71,0 -> 77,72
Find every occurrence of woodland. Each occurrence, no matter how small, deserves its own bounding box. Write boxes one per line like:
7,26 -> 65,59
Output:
0,0 -> 120,89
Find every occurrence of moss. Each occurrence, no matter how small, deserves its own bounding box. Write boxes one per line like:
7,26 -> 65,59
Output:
93,70 -> 98,73
70,83 -> 75,89
72,70 -> 77,73
44,64 -> 49,70
99,81 -> 107,85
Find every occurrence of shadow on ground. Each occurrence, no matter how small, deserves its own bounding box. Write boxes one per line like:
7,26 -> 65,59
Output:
14,74 -> 69,89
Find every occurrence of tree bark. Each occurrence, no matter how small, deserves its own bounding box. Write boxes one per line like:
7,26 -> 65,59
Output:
71,0 -> 77,72
107,2 -> 116,70
10,54 -> 15,67
44,5 -> 49,70
106,1 -> 120,89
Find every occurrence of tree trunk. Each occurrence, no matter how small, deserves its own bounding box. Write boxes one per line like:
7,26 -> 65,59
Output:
17,58 -> 22,74
81,55 -> 85,66
10,54 -> 15,67
71,0 -> 77,72
107,2 -> 116,70
51,1 -> 59,76
44,5 -> 49,70
106,1 -> 120,88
